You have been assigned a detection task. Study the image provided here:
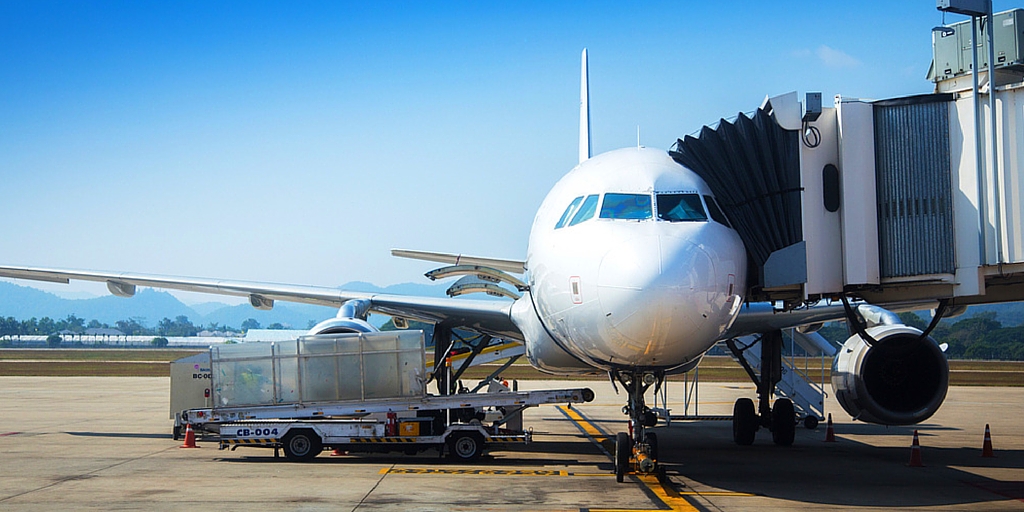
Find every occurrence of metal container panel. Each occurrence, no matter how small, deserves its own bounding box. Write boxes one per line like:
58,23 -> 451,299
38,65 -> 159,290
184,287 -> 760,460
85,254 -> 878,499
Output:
212,331 -> 425,408
873,98 -> 956,277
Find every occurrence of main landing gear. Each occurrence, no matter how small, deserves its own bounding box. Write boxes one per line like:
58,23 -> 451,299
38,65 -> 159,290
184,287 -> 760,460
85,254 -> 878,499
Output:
611,370 -> 666,483
726,330 -> 796,447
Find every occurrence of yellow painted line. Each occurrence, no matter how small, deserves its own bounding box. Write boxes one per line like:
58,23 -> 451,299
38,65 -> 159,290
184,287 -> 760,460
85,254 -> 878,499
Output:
558,405 -> 613,455
558,406 -> 701,512
677,491 -> 754,497
380,468 -> 570,476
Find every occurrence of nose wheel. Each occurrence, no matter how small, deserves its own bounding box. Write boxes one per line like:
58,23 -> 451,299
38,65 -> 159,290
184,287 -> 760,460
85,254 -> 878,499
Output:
611,370 -> 665,483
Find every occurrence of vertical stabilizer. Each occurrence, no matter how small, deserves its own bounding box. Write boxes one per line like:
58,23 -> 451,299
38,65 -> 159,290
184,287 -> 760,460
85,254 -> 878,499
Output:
579,48 -> 591,164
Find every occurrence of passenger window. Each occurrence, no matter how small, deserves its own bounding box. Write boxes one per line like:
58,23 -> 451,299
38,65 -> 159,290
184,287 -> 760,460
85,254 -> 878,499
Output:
555,196 -> 584,229
599,194 -> 652,220
704,195 -> 731,228
656,194 -> 708,222
568,195 -> 599,226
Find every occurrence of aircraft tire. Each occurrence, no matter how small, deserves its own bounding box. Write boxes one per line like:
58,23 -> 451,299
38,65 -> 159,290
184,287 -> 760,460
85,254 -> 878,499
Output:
615,432 -> 631,483
771,399 -> 796,446
646,432 -> 659,461
732,398 -> 757,446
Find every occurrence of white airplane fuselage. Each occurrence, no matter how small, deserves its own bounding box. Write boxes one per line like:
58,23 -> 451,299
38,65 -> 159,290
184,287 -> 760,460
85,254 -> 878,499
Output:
513,147 -> 747,373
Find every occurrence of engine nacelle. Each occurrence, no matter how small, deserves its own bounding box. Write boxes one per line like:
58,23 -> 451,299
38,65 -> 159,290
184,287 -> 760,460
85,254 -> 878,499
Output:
307,299 -> 378,335
831,324 -> 948,425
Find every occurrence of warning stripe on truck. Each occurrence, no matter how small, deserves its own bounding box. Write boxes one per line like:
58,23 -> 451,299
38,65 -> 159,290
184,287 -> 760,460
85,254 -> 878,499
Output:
221,438 -> 279,446
486,435 -> 527,443
350,437 -> 419,443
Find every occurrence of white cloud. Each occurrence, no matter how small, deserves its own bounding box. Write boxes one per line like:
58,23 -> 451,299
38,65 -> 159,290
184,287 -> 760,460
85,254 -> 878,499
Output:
815,45 -> 862,69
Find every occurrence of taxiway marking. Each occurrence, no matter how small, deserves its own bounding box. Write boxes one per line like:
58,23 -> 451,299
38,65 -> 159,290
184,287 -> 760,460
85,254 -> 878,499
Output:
558,406 -> 706,512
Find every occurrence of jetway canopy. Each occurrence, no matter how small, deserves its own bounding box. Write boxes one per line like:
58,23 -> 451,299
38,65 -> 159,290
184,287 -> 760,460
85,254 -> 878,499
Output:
671,83 -> 1024,309
670,102 -> 802,286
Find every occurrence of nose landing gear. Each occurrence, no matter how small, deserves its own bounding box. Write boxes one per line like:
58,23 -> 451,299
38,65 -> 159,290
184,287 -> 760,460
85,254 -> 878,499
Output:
611,369 -> 666,483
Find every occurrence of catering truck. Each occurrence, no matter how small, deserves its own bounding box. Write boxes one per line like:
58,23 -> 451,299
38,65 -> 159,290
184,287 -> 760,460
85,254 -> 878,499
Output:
175,330 -> 593,461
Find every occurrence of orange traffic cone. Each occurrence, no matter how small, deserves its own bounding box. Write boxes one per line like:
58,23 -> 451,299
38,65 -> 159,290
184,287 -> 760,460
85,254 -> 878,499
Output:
824,414 -> 837,443
180,424 -> 199,449
981,424 -> 995,458
907,430 -> 923,467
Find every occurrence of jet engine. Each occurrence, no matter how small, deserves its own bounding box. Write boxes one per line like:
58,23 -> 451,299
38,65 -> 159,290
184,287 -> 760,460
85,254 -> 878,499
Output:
831,323 -> 948,425
307,299 -> 378,335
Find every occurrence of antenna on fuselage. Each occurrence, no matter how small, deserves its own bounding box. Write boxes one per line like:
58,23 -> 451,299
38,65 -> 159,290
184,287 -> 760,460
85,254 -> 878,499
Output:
579,48 -> 591,164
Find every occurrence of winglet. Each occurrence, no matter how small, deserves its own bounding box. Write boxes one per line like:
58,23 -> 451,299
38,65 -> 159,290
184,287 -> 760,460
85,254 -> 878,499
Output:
579,48 -> 591,164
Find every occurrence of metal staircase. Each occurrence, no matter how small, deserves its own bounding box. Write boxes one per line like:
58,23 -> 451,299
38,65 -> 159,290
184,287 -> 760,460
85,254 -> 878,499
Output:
731,329 -> 835,425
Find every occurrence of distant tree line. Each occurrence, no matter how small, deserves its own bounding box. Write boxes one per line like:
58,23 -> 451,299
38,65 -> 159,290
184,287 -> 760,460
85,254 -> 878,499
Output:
817,311 -> 1024,361
0,314 -> 293,338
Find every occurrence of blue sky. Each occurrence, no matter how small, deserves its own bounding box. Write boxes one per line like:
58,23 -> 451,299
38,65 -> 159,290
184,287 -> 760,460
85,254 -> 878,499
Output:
2,1 -> 1018,303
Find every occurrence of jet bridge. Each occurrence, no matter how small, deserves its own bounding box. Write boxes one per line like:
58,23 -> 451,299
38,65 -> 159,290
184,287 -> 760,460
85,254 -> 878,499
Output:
671,8 -> 1024,309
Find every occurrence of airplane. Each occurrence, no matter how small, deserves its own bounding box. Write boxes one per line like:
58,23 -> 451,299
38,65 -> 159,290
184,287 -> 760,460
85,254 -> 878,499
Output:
0,49 -> 950,480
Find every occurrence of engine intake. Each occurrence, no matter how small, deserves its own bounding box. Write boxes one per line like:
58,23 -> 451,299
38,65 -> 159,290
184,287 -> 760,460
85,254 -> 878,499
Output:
831,324 -> 948,425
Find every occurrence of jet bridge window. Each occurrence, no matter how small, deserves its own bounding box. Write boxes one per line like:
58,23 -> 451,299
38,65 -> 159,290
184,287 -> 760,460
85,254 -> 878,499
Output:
568,194 -> 600,227
599,193 -> 652,220
703,195 -> 731,228
656,193 -> 708,222
555,196 -> 584,229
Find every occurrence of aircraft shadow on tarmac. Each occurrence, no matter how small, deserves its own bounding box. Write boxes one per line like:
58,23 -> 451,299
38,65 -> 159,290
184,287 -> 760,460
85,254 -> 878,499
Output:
215,438 -> 608,469
650,422 -> 1024,508
66,431 -> 172,440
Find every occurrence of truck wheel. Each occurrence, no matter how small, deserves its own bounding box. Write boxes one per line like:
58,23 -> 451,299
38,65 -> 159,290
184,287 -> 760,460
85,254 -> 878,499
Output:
447,432 -> 483,462
173,425 -> 181,441
282,429 -> 322,462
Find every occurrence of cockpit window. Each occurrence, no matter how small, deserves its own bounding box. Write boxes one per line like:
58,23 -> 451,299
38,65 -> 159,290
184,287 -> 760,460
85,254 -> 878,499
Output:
555,196 -> 584,229
656,193 -> 708,222
568,194 -> 600,226
599,193 -> 652,220
704,195 -> 731,228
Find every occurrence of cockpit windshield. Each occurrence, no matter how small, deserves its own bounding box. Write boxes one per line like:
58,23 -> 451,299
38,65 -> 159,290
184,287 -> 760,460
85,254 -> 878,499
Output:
600,193 -> 652,220
555,196 -> 584,229
656,193 -> 708,222
703,195 -> 732,228
568,194 -> 600,226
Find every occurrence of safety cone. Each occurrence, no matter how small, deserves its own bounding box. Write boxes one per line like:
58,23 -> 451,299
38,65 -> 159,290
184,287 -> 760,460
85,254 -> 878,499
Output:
907,430 -> 923,467
981,424 -> 995,458
824,414 -> 837,443
180,424 -> 199,449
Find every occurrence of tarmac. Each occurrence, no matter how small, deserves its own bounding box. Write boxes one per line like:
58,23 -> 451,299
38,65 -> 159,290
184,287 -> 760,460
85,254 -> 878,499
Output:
1,377 -> 1022,511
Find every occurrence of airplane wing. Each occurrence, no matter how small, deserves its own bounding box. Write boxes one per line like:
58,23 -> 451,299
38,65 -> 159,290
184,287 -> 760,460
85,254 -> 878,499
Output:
724,299 -> 942,339
0,265 -> 521,340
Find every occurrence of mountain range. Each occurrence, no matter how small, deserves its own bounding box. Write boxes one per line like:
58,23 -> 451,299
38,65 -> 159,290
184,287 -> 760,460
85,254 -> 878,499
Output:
2,279 -> 1022,331
0,280 -> 451,330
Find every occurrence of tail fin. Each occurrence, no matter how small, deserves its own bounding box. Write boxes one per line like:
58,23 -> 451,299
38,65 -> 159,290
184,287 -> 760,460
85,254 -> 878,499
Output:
579,48 -> 591,164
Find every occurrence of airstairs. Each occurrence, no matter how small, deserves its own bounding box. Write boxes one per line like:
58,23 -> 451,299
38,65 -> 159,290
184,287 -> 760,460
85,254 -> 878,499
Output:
728,330 -> 835,426
654,329 -> 836,427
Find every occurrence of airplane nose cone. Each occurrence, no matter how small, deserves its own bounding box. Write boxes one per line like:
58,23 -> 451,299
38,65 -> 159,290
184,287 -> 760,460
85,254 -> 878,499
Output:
596,234 -> 716,365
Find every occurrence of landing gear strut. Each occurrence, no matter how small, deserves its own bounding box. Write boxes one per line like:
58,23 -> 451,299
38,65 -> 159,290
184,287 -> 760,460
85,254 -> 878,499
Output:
725,330 -> 795,446
611,370 -> 664,483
